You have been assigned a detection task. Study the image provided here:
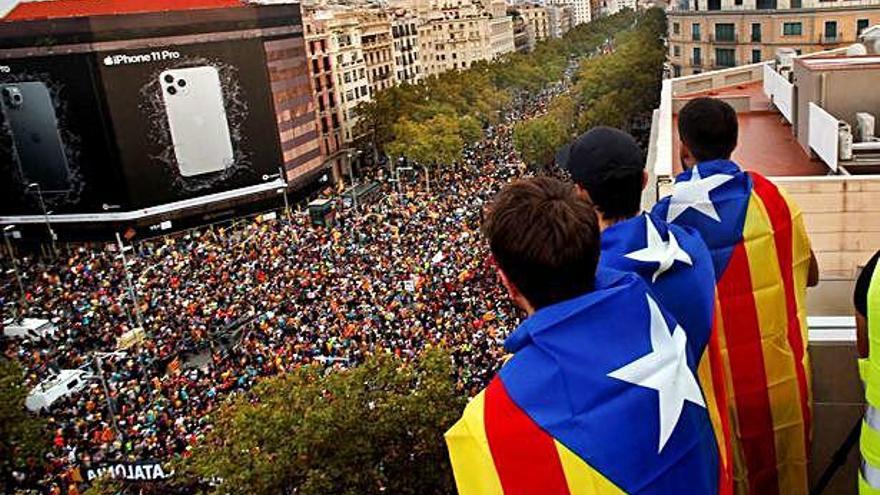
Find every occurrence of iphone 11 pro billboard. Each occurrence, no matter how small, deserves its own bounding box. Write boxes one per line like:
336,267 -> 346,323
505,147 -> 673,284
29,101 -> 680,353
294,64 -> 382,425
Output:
95,38 -> 282,209
0,38 -> 283,214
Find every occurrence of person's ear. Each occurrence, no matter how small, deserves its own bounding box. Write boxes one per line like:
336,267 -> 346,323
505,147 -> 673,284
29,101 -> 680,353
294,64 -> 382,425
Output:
496,267 -> 535,315
641,170 -> 648,192
679,142 -> 696,170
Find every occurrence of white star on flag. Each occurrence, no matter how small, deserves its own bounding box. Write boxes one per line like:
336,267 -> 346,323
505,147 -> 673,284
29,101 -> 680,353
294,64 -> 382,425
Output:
607,295 -> 705,453
624,216 -> 693,282
666,165 -> 734,223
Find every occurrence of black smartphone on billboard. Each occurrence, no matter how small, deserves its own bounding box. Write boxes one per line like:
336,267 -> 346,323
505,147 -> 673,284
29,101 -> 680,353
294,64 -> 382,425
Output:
0,82 -> 71,192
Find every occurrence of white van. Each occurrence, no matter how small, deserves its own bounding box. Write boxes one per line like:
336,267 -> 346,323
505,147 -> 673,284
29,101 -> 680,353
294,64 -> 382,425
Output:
26,369 -> 89,412
3,317 -> 57,340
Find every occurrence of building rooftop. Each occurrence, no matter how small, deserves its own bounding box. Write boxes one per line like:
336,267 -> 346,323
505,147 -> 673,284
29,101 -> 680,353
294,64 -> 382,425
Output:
3,0 -> 243,21
671,81 -> 829,177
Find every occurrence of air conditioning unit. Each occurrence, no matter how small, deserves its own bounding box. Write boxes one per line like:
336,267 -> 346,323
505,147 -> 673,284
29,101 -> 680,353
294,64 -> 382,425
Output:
839,121 -> 853,161
855,112 -> 877,143
859,25 -> 880,54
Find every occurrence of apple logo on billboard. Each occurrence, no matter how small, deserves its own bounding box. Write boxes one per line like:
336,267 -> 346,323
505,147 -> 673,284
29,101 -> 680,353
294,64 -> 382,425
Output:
103,56 -> 115,66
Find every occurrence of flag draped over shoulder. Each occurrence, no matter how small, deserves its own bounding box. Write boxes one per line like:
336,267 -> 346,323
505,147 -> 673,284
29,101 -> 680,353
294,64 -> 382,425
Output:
600,213 -> 733,495
651,160 -> 812,495
445,270 -> 720,495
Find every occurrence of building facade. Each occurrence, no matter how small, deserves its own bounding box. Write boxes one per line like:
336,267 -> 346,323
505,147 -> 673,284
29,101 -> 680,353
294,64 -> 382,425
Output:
419,4 -> 494,75
668,0 -> 880,76
546,4 -> 573,38
359,8 -> 395,98
391,10 -> 423,83
304,12 -> 342,173
514,3 -> 551,43
547,0 -> 591,26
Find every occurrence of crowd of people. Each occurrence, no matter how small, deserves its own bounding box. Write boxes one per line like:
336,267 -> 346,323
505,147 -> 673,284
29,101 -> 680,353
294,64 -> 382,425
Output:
0,82 -> 570,492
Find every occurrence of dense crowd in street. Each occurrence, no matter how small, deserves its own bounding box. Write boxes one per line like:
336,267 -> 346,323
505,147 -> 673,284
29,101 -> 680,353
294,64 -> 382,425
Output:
0,82 -> 570,492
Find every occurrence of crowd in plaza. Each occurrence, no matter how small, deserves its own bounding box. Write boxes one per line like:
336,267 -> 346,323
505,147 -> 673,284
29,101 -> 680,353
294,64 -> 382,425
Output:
0,84 -> 567,491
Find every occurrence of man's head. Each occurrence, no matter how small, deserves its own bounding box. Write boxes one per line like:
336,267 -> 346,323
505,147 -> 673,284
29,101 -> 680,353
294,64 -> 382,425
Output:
482,176 -> 600,314
565,127 -> 646,228
678,97 -> 739,169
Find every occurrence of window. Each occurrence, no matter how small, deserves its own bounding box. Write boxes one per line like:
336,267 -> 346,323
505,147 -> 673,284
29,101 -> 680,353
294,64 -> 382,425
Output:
783,22 -> 803,36
673,22 -> 680,34
693,46 -> 702,65
714,23 -> 735,42
756,0 -> 776,8
715,47 -> 735,67
673,65 -> 682,77
790,0 -> 801,7
673,45 -> 681,57
708,0 -> 721,10
857,18 -> 870,35
751,23 -> 762,42
692,23 -> 701,41
752,49 -> 762,63
824,21 -> 838,39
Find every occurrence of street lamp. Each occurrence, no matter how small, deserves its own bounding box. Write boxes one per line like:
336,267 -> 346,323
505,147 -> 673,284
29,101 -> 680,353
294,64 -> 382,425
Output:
92,351 -> 127,435
263,168 -> 290,220
115,233 -> 145,333
3,225 -> 27,320
26,183 -> 56,254
346,150 -> 364,212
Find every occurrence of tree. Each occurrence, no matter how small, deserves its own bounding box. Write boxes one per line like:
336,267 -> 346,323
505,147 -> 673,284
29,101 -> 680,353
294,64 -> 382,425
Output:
513,114 -> 571,170
1,358 -> 48,492
172,349 -> 464,495
387,115 -> 464,169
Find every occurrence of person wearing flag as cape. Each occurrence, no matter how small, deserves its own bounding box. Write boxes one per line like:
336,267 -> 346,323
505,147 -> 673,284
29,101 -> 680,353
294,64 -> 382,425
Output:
564,126 -> 733,495
652,97 -> 819,495
446,177 -> 721,494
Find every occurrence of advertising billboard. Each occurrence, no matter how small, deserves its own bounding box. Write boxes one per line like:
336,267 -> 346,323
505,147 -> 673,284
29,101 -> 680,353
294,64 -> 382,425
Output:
95,38 -> 283,209
0,54 -> 127,215
0,4 -> 300,222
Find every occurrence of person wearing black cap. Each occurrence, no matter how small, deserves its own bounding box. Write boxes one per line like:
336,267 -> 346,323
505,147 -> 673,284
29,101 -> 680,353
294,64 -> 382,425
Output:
566,126 -> 734,493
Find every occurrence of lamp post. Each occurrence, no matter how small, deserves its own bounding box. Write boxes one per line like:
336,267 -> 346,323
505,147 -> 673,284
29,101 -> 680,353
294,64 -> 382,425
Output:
3,225 -> 26,321
346,150 -> 363,212
26,183 -> 56,255
115,233 -> 145,333
92,351 -> 126,435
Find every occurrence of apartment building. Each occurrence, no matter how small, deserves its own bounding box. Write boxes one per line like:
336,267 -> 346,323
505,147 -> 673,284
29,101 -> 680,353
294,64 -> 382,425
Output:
359,8 -> 395,98
547,0 -> 591,25
391,10 -> 423,83
304,13 -> 342,175
514,3 -> 550,42
546,4 -> 574,38
306,8 -> 370,144
668,0 -> 880,76
419,4 -> 494,75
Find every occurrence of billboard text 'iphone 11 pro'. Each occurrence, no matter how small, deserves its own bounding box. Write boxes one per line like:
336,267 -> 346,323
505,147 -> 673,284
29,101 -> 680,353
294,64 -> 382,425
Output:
0,82 -> 71,192
159,66 -> 234,177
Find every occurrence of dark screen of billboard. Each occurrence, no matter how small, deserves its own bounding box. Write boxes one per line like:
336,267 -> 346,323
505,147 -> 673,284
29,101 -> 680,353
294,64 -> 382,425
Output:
0,54 -> 126,215
96,38 -> 283,209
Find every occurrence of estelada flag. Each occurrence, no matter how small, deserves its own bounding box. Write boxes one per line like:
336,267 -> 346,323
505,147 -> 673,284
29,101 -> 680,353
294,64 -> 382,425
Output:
652,160 -> 813,495
446,270 -> 721,494
600,212 -> 733,495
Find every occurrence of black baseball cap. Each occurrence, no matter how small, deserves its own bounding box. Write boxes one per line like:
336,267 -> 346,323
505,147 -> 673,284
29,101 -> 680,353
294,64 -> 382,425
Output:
564,127 -> 645,189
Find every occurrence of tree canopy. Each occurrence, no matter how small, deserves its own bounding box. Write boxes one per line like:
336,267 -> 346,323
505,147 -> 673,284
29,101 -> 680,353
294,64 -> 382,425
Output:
1,358 -> 48,493
84,349 -> 465,495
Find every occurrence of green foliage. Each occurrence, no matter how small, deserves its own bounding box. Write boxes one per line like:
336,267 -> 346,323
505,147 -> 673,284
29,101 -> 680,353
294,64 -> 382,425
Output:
387,114 -> 465,168
0,358 -> 48,487
172,348 -> 464,495
575,8 -> 667,132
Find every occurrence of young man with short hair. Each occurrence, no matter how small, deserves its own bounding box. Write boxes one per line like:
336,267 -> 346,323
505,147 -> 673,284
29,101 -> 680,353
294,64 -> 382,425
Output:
566,127 -> 733,494
446,176 -> 720,494
652,97 -> 818,495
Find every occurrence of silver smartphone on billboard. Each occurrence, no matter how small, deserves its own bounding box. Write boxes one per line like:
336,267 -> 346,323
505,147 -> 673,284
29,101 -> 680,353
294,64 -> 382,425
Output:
0,82 -> 71,191
159,66 -> 234,177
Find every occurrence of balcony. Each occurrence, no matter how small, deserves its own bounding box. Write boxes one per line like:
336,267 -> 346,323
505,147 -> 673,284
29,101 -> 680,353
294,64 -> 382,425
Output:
711,58 -> 737,69
691,57 -> 703,67
709,32 -> 738,44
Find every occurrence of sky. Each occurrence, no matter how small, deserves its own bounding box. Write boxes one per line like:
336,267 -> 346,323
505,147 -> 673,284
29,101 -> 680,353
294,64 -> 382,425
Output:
0,0 -> 18,17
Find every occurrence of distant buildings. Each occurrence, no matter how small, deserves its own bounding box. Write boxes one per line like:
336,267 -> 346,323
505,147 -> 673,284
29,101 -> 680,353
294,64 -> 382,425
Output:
391,10 -> 423,83
667,0 -> 880,76
546,5 -> 574,38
